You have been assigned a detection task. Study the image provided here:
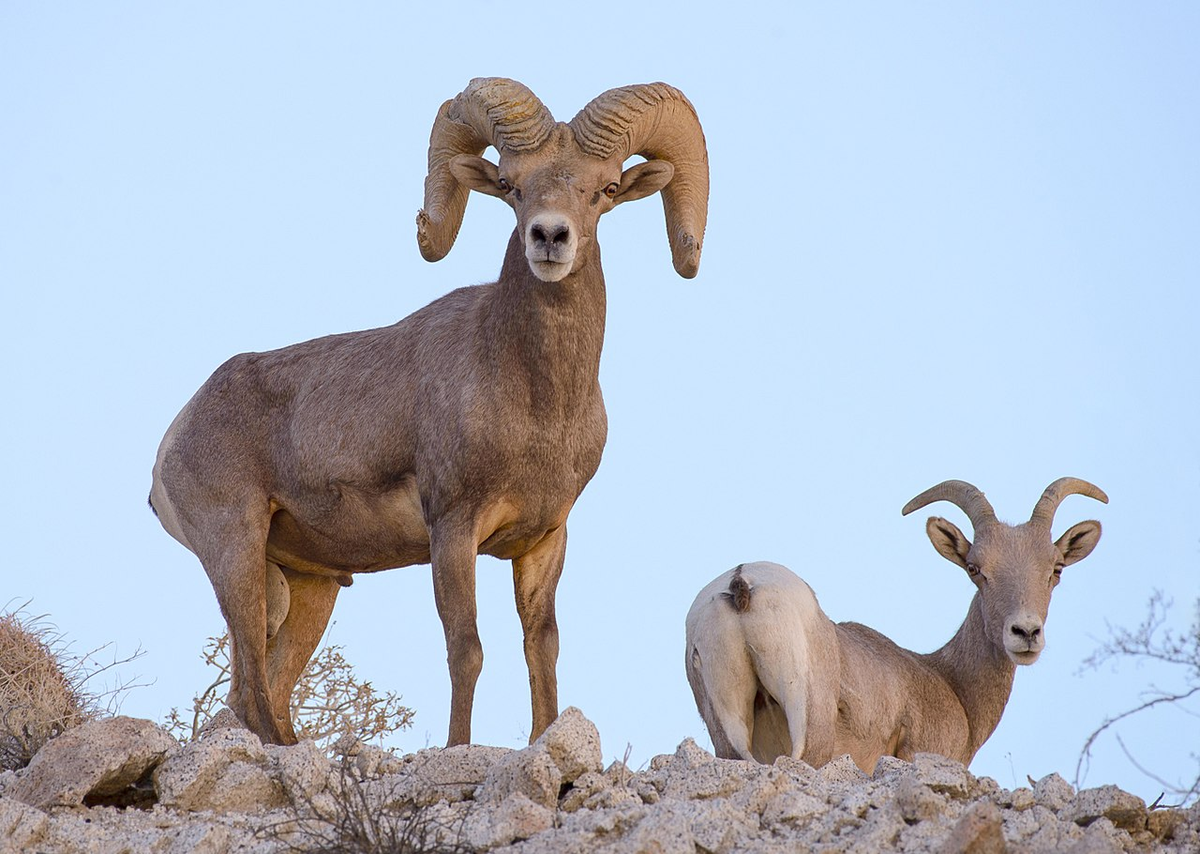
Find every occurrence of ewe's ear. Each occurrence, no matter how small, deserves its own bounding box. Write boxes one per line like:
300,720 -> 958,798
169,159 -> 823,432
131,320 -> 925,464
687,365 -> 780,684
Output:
613,160 -> 675,205
449,155 -> 506,198
926,517 -> 972,570
1056,521 -> 1102,566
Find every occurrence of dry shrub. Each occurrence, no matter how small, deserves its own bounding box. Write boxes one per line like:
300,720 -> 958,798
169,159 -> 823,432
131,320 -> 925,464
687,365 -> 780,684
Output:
262,760 -> 472,854
164,631 -> 415,751
0,608 -> 93,770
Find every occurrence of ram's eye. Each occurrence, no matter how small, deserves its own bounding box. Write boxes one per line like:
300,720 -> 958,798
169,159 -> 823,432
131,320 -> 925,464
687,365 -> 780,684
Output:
604,182 -> 619,198
498,178 -> 512,193
966,563 -> 981,577
1052,564 -> 1064,582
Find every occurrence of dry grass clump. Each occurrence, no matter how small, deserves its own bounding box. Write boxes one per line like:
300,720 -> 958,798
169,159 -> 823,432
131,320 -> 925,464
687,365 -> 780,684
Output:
0,607 -> 93,770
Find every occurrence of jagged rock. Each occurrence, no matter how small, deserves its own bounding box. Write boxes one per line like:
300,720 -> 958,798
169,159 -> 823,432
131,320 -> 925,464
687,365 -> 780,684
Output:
873,754 -> 913,781
537,706 -> 602,783
560,770 -> 609,812
477,708 -> 603,810
352,743 -> 405,778
994,785 -> 1035,811
896,775 -> 946,823
820,753 -> 869,784
762,786 -> 826,826
464,791 -> 554,850
8,716 -> 176,810
1064,784 -> 1148,831
913,752 -> 975,800
153,726 -> 285,812
938,800 -> 1006,853
1032,771 -> 1076,811
478,742 -> 562,809
640,743 -> 754,802
1148,807 -> 1186,841
616,799 -> 726,854
1065,816 -> 1125,854
266,739 -> 330,804
0,796 -> 49,853
3,708 -> 1198,854
196,707 -> 244,738
603,758 -> 633,788
397,743 -> 509,800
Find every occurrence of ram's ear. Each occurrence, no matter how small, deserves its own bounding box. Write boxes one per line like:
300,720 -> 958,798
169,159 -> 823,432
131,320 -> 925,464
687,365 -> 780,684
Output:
926,517 -> 972,570
449,155 -> 506,198
1056,520 -> 1102,567
612,160 -> 675,205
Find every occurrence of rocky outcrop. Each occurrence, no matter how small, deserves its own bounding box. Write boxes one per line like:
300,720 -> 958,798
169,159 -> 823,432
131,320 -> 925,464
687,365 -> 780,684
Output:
8,716 -> 175,810
0,707 -> 1195,854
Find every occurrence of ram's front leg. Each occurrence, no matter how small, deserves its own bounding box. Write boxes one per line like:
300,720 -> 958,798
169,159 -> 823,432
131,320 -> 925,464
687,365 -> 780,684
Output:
512,525 -> 567,742
431,523 -> 484,747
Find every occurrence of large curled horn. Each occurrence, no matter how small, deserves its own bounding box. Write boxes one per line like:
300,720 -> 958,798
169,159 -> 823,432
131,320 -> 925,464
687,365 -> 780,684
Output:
1029,477 -> 1109,529
902,480 -> 998,532
569,83 -> 709,278
417,78 -> 556,262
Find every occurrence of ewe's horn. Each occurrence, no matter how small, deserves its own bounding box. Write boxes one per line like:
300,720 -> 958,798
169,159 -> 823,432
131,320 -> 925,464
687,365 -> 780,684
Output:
902,480 -> 998,531
569,83 -> 709,278
417,78 -> 556,262
1029,477 -> 1108,529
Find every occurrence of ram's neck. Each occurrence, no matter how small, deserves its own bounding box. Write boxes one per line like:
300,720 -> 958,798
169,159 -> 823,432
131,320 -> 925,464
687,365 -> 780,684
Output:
484,230 -> 607,411
924,596 -> 1017,762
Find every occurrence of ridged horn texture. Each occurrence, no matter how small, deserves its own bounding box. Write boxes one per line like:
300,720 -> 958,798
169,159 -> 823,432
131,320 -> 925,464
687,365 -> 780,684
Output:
417,78 -> 557,262
902,480 -> 998,532
569,83 -> 710,278
1029,477 -> 1109,529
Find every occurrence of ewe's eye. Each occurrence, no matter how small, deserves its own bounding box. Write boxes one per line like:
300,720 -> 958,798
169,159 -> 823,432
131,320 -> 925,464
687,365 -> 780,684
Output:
1052,564 -> 1064,583
498,177 -> 512,193
604,182 -> 619,198
966,563 -> 981,577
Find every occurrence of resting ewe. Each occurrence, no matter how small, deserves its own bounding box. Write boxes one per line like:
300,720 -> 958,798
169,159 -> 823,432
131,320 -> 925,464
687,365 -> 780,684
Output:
150,78 -> 708,746
685,478 -> 1106,772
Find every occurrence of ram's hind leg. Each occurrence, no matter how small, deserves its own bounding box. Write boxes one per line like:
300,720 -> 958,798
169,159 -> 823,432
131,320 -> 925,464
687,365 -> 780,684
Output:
512,525 -> 567,742
265,567 -> 343,743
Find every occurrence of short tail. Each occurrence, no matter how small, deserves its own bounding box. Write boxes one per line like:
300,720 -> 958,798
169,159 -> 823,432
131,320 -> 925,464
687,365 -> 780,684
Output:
721,564 -> 752,613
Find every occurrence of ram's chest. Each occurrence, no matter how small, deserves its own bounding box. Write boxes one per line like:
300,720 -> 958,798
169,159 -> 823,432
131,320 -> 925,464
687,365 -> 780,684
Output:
472,396 -> 605,499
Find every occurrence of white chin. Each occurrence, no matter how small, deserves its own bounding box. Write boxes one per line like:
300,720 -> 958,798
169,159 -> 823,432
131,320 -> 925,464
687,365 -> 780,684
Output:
1007,649 -> 1042,666
528,259 -> 572,282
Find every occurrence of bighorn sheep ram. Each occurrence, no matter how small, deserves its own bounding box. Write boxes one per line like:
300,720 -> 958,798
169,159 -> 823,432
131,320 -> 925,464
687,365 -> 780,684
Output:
150,78 -> 708,746
685,478 -> 1106,772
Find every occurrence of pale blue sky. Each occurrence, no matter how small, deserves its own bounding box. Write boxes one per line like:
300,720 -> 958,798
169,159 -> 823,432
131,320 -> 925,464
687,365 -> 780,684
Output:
3,3 -> 1197,801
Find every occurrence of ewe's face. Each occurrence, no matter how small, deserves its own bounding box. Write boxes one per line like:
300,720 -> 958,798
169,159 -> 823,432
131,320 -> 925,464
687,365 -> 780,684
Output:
967,524 -> 1062,665
926,516 -> 1101,666
449,127 -> 674,283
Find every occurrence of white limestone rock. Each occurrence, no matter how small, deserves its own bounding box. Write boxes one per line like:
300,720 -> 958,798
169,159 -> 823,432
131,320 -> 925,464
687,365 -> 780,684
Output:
8,716 -> 175,810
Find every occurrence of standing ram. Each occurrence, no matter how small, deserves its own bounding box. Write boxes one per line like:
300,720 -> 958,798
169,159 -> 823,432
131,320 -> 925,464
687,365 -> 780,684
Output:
685,478 -> 1106,771
150,78 -> 708,746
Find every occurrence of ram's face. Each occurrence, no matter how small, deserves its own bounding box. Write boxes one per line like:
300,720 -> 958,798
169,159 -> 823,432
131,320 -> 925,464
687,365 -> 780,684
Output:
450,128 -> 674,283
499,139 -> 619,282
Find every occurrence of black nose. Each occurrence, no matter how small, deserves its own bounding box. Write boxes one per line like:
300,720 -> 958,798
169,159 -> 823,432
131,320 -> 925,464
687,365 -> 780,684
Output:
531,223 -> 570,246
1010,623 -> 1041,640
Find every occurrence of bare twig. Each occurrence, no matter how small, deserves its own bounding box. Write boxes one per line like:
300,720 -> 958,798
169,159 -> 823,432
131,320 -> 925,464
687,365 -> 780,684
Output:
1076,591 -> 1200,804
